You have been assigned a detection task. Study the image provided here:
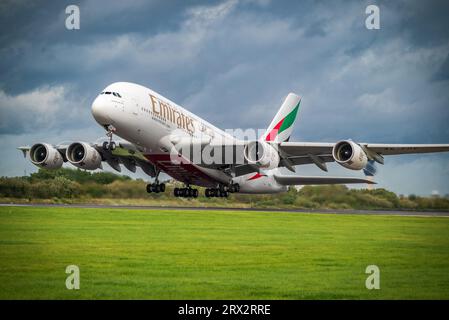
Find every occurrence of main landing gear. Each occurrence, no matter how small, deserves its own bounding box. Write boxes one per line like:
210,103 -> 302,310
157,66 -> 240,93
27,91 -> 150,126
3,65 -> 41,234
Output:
174,187 -> 199,198
146,169 -> 166,194
146,182 -> 166,193
205,183 -> 240,198
205,188 -> 228,198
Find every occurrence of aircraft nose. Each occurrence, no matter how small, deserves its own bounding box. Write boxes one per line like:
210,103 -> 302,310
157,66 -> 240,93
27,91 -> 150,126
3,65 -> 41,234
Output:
91,96 -> 112,125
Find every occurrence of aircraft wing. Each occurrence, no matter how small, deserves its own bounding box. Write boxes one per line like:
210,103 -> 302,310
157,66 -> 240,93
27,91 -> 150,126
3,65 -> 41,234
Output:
18,141 -> 158,177
186,139 -> 449,177
274,174 -> 376,185
357,143 -> 449,155
277,142 -> 449,170
278,142 -> 449,157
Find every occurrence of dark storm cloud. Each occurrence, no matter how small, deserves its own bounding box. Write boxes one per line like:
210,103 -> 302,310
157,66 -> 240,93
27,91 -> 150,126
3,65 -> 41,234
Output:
432,53 -> 449,82
392,0 -> 449,48
0,0 -> 222,94
0,0 -> 449,194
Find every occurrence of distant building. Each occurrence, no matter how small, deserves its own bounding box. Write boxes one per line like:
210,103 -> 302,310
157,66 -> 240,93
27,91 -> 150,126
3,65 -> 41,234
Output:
431,190 -> 440,198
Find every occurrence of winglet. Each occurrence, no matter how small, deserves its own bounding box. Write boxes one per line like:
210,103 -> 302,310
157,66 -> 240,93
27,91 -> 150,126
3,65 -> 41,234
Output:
17,146 -> 30,158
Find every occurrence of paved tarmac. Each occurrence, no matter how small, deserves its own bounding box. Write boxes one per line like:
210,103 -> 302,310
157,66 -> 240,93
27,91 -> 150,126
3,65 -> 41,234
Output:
1,203 -> 449,217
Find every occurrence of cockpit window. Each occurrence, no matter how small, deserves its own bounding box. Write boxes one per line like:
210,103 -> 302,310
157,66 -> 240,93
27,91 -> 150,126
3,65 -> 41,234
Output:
100,91 -> 121,97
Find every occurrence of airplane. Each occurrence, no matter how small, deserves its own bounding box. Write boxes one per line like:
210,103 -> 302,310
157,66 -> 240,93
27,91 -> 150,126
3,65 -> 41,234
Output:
18,82 -> 449,198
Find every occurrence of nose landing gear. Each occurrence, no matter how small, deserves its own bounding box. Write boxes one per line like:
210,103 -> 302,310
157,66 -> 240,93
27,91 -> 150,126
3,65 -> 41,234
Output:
102,125 -> 117,151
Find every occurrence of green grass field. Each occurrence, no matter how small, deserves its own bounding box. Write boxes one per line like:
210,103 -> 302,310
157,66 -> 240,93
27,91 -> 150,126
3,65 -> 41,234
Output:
1,206 -> 449,299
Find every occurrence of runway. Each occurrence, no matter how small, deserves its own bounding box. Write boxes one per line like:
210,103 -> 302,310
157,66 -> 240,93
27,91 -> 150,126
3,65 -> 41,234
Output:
1,203 -> 449,217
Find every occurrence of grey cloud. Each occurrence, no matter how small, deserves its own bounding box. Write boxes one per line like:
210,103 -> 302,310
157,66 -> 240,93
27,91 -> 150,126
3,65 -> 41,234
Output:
432,53 -> 449,82
0,85 -> 91,134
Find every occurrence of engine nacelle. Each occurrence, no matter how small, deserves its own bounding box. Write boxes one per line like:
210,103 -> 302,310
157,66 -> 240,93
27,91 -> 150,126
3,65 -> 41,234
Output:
332,140 -> 368,170
29,143 -> 64,169
244,141 -> 280,170
66,142 -> 102,170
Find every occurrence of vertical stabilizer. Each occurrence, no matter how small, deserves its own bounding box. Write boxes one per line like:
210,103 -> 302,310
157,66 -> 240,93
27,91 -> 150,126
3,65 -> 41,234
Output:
262,93 -> 301,142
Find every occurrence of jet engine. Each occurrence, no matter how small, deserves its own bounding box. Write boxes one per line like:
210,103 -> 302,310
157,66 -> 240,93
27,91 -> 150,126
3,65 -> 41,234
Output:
244,141 -> 280,170
66,142 -> 102,170
332,140 -> 368,170
29,143 -> 64,169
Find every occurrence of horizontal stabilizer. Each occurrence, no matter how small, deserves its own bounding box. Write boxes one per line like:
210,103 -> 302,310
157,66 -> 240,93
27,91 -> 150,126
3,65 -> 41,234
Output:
274,175 -> 376,186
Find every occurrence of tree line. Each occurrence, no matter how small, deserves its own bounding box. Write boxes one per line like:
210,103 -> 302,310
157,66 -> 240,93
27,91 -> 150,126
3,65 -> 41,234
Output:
1,168 -> 449,210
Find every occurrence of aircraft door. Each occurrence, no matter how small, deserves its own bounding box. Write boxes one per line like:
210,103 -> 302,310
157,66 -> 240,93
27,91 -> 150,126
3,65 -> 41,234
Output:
129,97 -> 139,116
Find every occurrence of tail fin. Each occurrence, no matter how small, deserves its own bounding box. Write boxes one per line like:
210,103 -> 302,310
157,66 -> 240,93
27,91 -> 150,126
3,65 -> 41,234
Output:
262,93 -> 301,142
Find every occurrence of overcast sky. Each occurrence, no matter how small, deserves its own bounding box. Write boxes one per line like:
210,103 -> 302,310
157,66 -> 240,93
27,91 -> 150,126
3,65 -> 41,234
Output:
1,0 -> 449,195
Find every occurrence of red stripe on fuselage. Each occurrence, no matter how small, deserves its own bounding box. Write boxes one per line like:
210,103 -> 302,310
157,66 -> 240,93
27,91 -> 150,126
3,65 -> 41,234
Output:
144,154 -> 218,187
247,172 -> 267,181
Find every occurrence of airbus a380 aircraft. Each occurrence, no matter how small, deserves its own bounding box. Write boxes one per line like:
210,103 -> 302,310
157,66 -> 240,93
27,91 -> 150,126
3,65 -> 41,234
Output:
19,82 -> 449,198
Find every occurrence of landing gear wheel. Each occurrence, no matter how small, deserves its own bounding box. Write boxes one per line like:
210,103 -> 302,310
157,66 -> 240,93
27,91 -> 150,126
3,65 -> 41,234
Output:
147,182 -> 166,194
204,187 -> 229,198
228,183 -> 240,193
102,141 -> 116,151
147,169 -> 166,195
174,187 -> 199,198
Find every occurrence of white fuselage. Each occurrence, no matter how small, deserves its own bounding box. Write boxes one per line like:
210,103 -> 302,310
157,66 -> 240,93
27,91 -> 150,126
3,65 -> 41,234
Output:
91,82 -> 286,193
